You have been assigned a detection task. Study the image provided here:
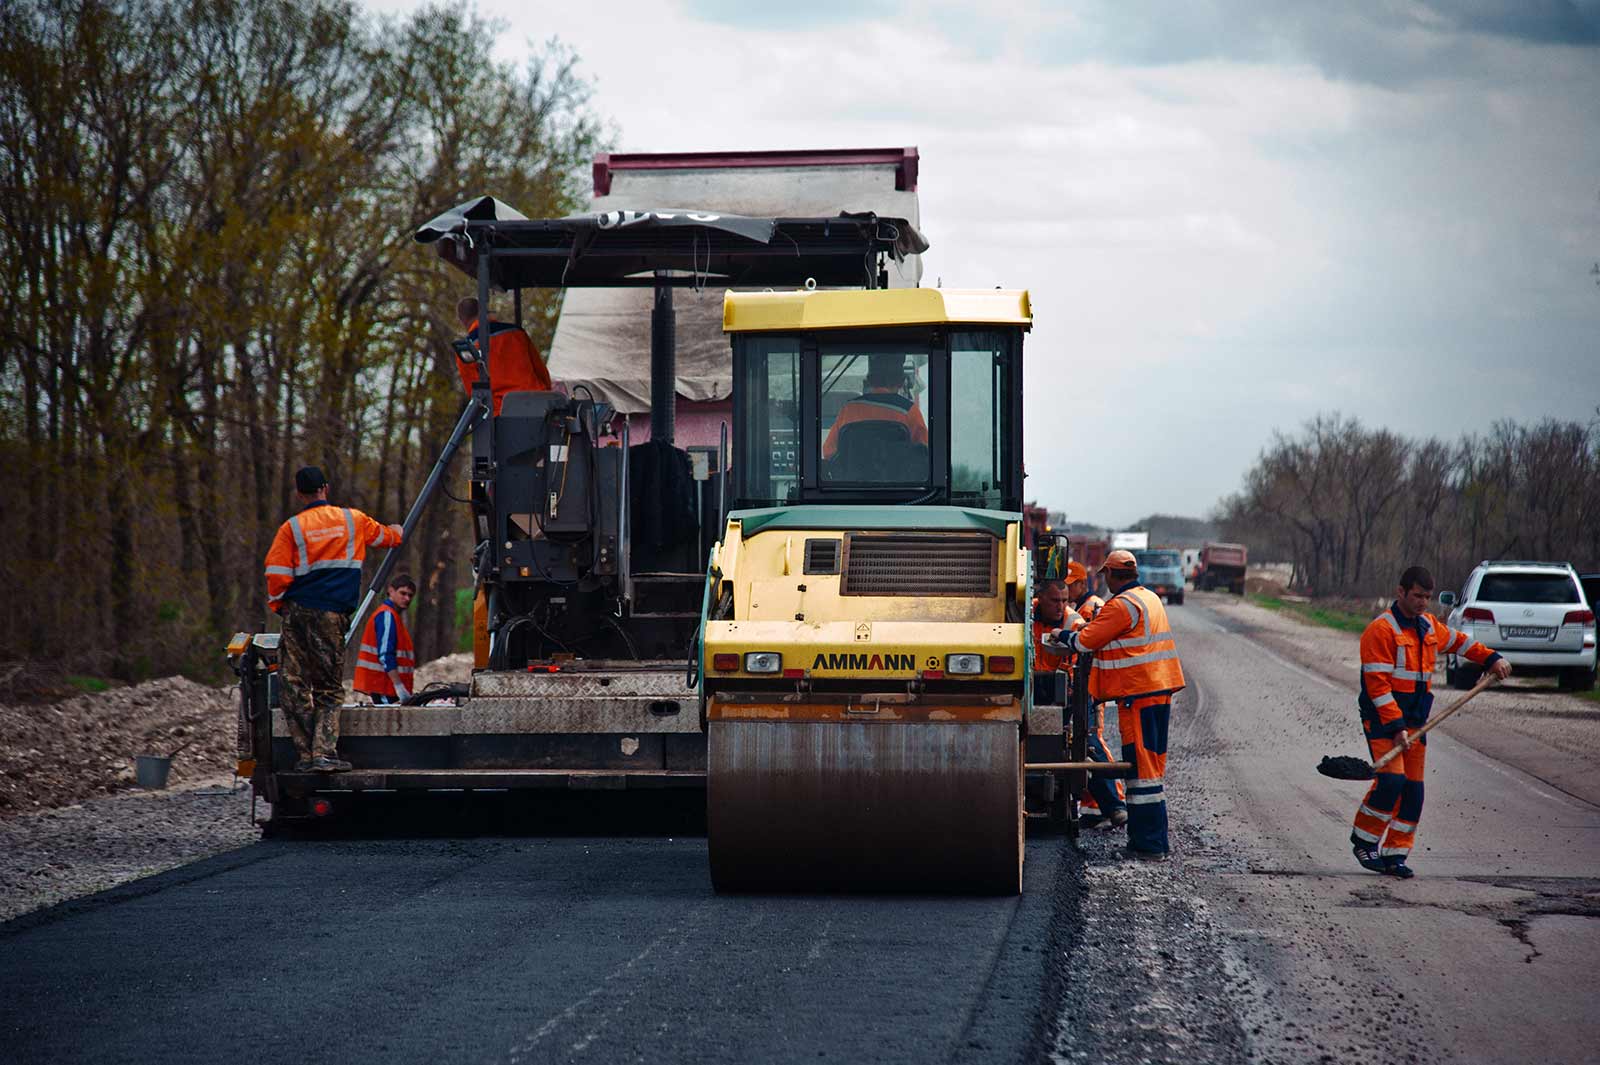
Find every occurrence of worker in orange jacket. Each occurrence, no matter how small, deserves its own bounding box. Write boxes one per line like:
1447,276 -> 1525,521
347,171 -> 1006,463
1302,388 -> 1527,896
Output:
354,574 -> 416,705
822,353 -> 929,460
1351,565 -> 1509,878
1048,549 -> 1183,858
455,297 -> 553,416
264,467 -> 403,771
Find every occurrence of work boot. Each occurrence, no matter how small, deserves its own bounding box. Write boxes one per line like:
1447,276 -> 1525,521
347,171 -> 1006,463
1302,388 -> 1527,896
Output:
1123,847 -> 1168,862
1382,856 -> 1416,879
1079,812 -> 1107,831
291,759 -> 313,772
1100,808 -> 1129,831
1352,843 -> 1387,873
309,755 -> 352,772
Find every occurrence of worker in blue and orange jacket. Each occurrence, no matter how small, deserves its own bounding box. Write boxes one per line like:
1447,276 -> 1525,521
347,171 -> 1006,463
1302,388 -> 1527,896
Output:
455,297 -> 553,416
1048,549 -> 1184,858
264,466 -> 403,772
822,353 -> 929,460
354,574 -> 417,705
1351,565 -> 1510,878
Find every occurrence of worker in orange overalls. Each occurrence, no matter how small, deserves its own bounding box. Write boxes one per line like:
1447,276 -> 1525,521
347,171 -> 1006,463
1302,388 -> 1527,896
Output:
265,467 -> 404,772
1351,565 -> 1509,878
1048,549 -> 1183,858
822,353 -> 929,460
354,574 -> 417,705
455,297 -> 553,415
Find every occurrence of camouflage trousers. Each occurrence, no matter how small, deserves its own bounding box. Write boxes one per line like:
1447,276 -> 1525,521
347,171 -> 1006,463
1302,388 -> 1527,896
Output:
279,601 -> 349,763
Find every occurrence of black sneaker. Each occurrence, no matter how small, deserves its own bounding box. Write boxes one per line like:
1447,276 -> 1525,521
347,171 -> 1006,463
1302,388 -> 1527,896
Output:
1352,843 -> 1387,873
309,756 -> 352,772
1383,857 -> 1415,879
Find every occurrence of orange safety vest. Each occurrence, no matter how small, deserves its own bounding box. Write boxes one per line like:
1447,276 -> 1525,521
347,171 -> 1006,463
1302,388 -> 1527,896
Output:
822,388 -> 929,459
354,600 -> 415,697
264,502 -> 401,614
1076,585 -> 1185,701
457,318 -> 553,415
1359,605 -> 1497,731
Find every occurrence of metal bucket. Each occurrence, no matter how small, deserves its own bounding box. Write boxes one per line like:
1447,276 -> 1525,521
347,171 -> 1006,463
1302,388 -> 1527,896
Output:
135,755 -> 172,789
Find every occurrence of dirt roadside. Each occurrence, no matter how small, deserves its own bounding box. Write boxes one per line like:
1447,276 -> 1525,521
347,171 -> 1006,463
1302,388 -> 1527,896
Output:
1190,590 -> 1600,806
0,653 -> 473,923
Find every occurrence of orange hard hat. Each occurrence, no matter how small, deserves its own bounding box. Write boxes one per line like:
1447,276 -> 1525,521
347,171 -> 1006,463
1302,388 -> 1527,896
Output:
1065,560 -> 1087,583
1101,549 -> 1138,573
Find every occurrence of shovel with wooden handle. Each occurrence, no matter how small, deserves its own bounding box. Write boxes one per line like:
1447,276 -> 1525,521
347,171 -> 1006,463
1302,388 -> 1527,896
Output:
1317,671 -> 1498,780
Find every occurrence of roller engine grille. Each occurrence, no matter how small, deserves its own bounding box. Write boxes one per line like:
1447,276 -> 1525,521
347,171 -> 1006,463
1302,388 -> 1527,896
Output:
841,533 -> 996,597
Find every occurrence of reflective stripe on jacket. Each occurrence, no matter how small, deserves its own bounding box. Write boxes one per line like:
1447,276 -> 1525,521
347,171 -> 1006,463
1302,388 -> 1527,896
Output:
457,318 -> 552,415
264,502 -> 401,614
354,600 -> 415,697
1076,584 -> 1185,701
1358,604 -> 1500,733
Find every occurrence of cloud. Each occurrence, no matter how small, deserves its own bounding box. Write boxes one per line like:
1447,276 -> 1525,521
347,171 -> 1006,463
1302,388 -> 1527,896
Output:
358,0 -> 1600,526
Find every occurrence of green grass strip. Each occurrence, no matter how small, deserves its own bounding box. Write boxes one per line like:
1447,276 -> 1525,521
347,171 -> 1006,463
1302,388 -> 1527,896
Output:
1249,594 -> 1369,634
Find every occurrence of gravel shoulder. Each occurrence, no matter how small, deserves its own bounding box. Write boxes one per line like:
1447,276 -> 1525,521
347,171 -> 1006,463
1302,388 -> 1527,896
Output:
0,653 -> 472,924
1189,591 -> 1600,806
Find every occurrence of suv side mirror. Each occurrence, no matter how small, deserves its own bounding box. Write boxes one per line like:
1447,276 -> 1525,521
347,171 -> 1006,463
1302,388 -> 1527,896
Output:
1438,591 -> 1457,609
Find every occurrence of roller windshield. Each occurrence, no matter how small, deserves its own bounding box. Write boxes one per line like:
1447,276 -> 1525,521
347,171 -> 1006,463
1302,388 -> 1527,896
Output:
731,327 -> 1021,510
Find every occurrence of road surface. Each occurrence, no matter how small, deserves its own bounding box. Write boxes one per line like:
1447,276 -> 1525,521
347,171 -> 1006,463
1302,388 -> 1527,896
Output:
3,596 -> 1597,1064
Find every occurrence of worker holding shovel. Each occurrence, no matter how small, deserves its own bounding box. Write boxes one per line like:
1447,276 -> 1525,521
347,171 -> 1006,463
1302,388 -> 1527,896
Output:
1347,566 -> 1510,878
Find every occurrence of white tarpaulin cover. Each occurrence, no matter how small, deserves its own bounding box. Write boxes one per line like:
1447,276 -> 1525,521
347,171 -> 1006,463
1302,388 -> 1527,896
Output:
549,165 -> 923,413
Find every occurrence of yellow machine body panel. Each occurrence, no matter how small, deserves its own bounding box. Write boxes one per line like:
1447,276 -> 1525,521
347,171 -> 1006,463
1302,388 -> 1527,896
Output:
723,287 -> 1033,333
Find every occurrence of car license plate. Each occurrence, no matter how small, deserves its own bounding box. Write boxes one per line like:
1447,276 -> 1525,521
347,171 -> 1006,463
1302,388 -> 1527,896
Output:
1500,625 -> 1553,640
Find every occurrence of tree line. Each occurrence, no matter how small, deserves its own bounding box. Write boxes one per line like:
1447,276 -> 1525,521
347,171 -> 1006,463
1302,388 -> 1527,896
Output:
0,0 -> 606,680
1215,413 -> 1600,598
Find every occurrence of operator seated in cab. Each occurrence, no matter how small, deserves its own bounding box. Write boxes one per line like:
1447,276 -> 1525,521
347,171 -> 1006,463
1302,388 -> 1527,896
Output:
822,353 -> 929,480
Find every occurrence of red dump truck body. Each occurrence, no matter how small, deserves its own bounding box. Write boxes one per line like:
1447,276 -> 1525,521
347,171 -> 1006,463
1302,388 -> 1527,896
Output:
1198,542 -> 1247,594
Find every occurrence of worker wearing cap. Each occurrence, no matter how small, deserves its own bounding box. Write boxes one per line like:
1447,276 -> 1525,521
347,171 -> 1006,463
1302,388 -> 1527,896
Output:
822,353 -> 930,461
1350,565 -> 1509,878
354,574 -> 417,705
455,297 -> 552,416
1047,549 -> 1184,858
1061,561 -> 1126,830
264,467 -> 404,772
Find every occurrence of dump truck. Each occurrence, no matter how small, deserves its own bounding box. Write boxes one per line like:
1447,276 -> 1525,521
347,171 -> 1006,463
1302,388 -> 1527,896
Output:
1196,541 -> 1248,594
698,286 -> 1097,894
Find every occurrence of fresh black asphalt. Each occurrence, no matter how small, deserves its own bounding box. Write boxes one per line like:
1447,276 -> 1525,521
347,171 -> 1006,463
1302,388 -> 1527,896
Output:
1,797 -> 1075,1065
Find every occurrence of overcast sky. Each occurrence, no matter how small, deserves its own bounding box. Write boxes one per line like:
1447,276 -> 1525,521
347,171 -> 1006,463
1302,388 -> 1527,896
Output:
368,0 -> 1600,527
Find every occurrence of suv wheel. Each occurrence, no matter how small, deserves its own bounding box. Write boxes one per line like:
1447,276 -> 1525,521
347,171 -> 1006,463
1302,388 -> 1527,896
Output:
1558,667 -> 1597,692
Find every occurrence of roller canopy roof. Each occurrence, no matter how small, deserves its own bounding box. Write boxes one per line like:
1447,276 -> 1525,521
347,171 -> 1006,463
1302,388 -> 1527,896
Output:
414,195 -> 928,289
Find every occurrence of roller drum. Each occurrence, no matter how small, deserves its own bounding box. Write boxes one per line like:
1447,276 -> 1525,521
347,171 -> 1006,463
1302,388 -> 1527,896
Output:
707,719 -> 1023,894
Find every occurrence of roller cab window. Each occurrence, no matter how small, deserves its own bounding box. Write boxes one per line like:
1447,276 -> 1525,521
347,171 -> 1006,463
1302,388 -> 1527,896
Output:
730,327 -> 1022,510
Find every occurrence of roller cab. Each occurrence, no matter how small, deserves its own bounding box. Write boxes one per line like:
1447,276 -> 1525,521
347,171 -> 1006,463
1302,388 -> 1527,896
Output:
704,289 -> 1033,893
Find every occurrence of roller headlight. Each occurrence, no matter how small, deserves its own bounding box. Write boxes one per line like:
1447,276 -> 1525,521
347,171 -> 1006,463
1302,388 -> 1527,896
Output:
945,653 -> 983,675
744,651 -> 783,674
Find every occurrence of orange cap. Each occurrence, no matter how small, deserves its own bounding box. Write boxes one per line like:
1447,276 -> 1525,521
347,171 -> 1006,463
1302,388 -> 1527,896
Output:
1065,560 -> 1087,583
1101,549 -> 1138,573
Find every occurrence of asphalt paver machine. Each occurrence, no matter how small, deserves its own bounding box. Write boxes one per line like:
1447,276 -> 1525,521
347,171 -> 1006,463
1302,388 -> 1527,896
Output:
229,200 -> 928,829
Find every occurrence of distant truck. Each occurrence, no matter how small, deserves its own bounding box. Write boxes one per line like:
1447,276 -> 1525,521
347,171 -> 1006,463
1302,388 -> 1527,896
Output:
1133,548 -> 1185,605
1195,542 -> 1247,594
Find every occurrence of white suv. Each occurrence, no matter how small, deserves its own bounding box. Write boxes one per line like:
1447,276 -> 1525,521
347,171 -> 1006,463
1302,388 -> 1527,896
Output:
1441,561 -> 1597,691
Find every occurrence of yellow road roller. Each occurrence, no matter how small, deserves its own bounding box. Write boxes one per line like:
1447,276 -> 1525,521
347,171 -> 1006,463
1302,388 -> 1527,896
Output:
699,288 -> 1034,893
